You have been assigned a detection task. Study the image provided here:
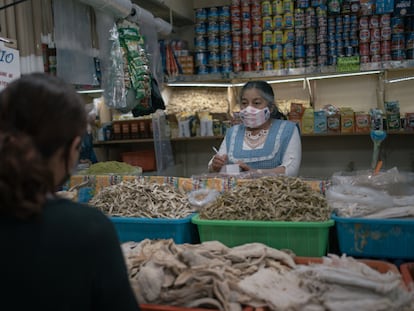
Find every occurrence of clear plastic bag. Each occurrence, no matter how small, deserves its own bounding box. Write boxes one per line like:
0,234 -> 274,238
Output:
188,189 -> 220,211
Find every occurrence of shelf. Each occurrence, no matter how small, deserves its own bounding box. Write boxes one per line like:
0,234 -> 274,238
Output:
93,131 -> 413,147
166,61 -> 414,87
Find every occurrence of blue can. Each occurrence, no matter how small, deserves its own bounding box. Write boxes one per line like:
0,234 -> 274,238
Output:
195,8 -> 207,22
219,6 -> 231,21
295,44 -> 306,58
195,22 -> 207,35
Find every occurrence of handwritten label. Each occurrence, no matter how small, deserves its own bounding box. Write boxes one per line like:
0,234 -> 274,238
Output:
337,56 -> 360,72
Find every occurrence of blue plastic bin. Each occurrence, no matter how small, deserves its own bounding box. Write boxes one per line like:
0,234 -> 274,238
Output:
110,214 -> 200,244
332,214 -> 414,260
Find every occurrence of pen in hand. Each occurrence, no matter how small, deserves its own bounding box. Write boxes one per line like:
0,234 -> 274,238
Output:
212,146 -> 219,154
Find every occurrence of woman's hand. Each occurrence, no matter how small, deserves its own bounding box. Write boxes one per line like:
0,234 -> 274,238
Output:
211,154 -> 228,172
238,162 -> 251,171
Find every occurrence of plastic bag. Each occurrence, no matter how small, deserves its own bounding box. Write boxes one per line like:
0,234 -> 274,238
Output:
188,189 -> 220,211
326,184 -> 393,217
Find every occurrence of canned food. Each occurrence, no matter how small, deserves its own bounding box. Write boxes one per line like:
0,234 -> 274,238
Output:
252,34 -> 262,47
283,0 -> 294,13
370,28 -> 381,42
317,42 -> 328,55
262,16 -> 273,30
207,35 -> 220,51
295,28 -> 306,44
243,62 -> 253,71
232,48 -> 242,62
231,5 -> 241,18
380,14 -> 391,26
207,21 -> 219,35
273,60 -> 284,69
242,33 -> 252,46
195,51 -> 208,66
294,9 -> 305,28
382,54 -> 392,61
219,21 -> 231,34
284,13 -> 294,29
263,30 -> 274,45
208,7 -> 219,21
197,64 -> 209,74
359,29 -> 370,43
262,45 -> 272,60
283,29 -> 295,43
359,16 -> 369,29
391,17 -> 405,34
253,60 -> 263,70
220,34 -> 232,49
371,54 -> 381,62
233,61 -> 243,72
306,44 -> 316,57
369,15 -> 379,29
219,6 -> 231,21
283,43 -> 294,59
209,64 -> 221,73
391,33 -> 405,50
272,0 -> 284,15
252,18 -> 262,34
272,43 -> 283,59
241,20 -> 252,35
381,26 -> 392,41
220,50 -> 232,62
370,41 -> 381,55
253,47 -> 262,60
242,47 -> 253,63
231,18 -> 242,32
295,57 -> 306,67
305,7 -> 316,28
273,15 -> 283,29
381,40 -> 391,54
391,49 -> 406,60
194,36 -> 207,51
264,60 -> 274,70
241,4 -> 250,19
195,8 -> 207,22
262,1 -> 272,16
360,55 -> 370,63
359,43 -> 370,56
295,44 -> 306,58
317,55 -> 328,66
406,32 -> 414,49
222,62 -> 233,72
232,35 -> 242,49
306,27 -> 317,44
285,59 -> 295,68
208,52 -> 220,65
305,57 -> 317,67
195,22 -> 207,35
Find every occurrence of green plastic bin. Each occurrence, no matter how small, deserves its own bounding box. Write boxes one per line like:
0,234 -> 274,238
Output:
192,214 -> 334,257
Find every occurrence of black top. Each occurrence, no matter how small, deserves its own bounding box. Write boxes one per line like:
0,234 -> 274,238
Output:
0,198 -> 140,311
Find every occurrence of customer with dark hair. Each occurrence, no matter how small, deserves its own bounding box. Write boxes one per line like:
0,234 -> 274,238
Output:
208,80 -> 301,176
0,73 -> 140,311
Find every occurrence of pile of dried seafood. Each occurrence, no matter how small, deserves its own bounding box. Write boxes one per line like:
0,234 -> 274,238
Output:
199,176 -> 330,221
122,239 -> 414,311
89,180 -> 193,218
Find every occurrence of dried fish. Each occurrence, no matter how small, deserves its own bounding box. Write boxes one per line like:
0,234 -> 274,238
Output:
199,176 -> 330,221
89,179 -> 194,219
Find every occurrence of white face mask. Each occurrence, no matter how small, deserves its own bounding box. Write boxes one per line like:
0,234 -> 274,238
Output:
239,106 -> 271,128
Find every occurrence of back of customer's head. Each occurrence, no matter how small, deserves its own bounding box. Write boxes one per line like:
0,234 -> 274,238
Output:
240,80 -> 287,120
0,73 -> 87,219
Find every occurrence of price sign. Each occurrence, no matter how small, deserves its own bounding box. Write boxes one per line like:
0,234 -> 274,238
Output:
0,43 -> 20,91
337,56 -> 360,73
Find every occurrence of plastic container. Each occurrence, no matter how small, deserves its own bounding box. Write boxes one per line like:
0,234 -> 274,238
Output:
332,214 -> 414,259
111,214 -> 200,244
400,263 -> 414,290
192,215 -> 334,256
121,150 -> 156,172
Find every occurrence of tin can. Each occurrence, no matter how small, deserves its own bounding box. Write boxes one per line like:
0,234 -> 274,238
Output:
208,7 -> 219,21
272,0 -> 284,15
359,43 -> 370,56
220,34 -> 232,49
283,43 -> 294,59
295,57 -> 306,67
317,16 -> 327,27
232,34 -> 242,49
219,21 -> 231,34
370,28 -> 381,42
263,30 -> 274,45
252,33 -> 262,47
253,60 -> 263,70
231,18 -> 242,33
242,33 -> 252,46
391,49 -> 406,60
253,47 -> 262,60
345,45 -> 354,56
317,42 -> 328,55
406,32 -> 414,49
242,47 -> 253,63
241,4 -> 251,20
391,33 -> 405,50
380,14 -> 391,26
232,48 -> 242,62
391,17 -> 405,34
272,43 -> 283,59
285,59 -> 295,68
295,28 -> 306,44
306,44 -> 316,57
194,36 -> 207,51
231,5 -> 241,18
294,9 -> 305,28
208,52 -> 220,65
219,6 -> 231,21
195,8 -> 207,22
274,59 -> 284,69
284,12 -> 294,29
220,50 -> 232,62
222,62 -> 233,73
306,27 -> 316,44
305,7 -> 316,28
381,27 -> 392,41
252,18 -> 262,34
207,21 -> 219,35
370,41 -> 381,55
359,29 -> 370,43
262,60 -> 272,70
381,40 -> 391,54
262,16 -> 273,30
382,54 -> 392,61
209,64 -> 221,73
359,16 -> 369,29
195,51 -> 208,66
233,61 -> 243,72
371,54 -> 381,62
369,15 -> 379,29
243,62 -> 253,71
262,45 -> 272,60
207,35 -> 220,51
306,57 -> 317,67
195,22 -> 207,36
317,55 -> 328,66
241,20 -> 252,35
262,0 -> 272,16
273,15 -> 283,29
360,55 -> 370,63
283,29 -> 295,43
283,0 -> 294,13
295,44 -> 306,58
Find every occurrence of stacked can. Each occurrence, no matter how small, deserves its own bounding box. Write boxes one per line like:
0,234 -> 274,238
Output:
219,6 -> 233,73
315,5 -> 328,67
360,14 -> 390,63
406,17 -> 414,59
251,0 -> 263,71
391,16 -> 406,61
207,7 -> 221,73
194,8 -> 209,74
303,2 -> 317,68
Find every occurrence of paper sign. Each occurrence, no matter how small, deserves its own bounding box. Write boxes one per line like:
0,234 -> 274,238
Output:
0,43 -> 20,91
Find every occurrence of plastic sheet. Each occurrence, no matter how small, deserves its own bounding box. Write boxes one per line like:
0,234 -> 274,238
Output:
79,0 -> 132,19
152,110 -> 175,175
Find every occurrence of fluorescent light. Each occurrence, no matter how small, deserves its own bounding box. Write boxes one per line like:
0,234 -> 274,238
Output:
266,77 -> 305,84
386,76 -> 414,83
76,89 -> 104,94
307,70 -> 381,80
166,82 -> 233,87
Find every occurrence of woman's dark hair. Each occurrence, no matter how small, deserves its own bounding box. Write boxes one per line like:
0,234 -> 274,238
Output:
0,73 -> 87,219
240,80 -> 287,120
